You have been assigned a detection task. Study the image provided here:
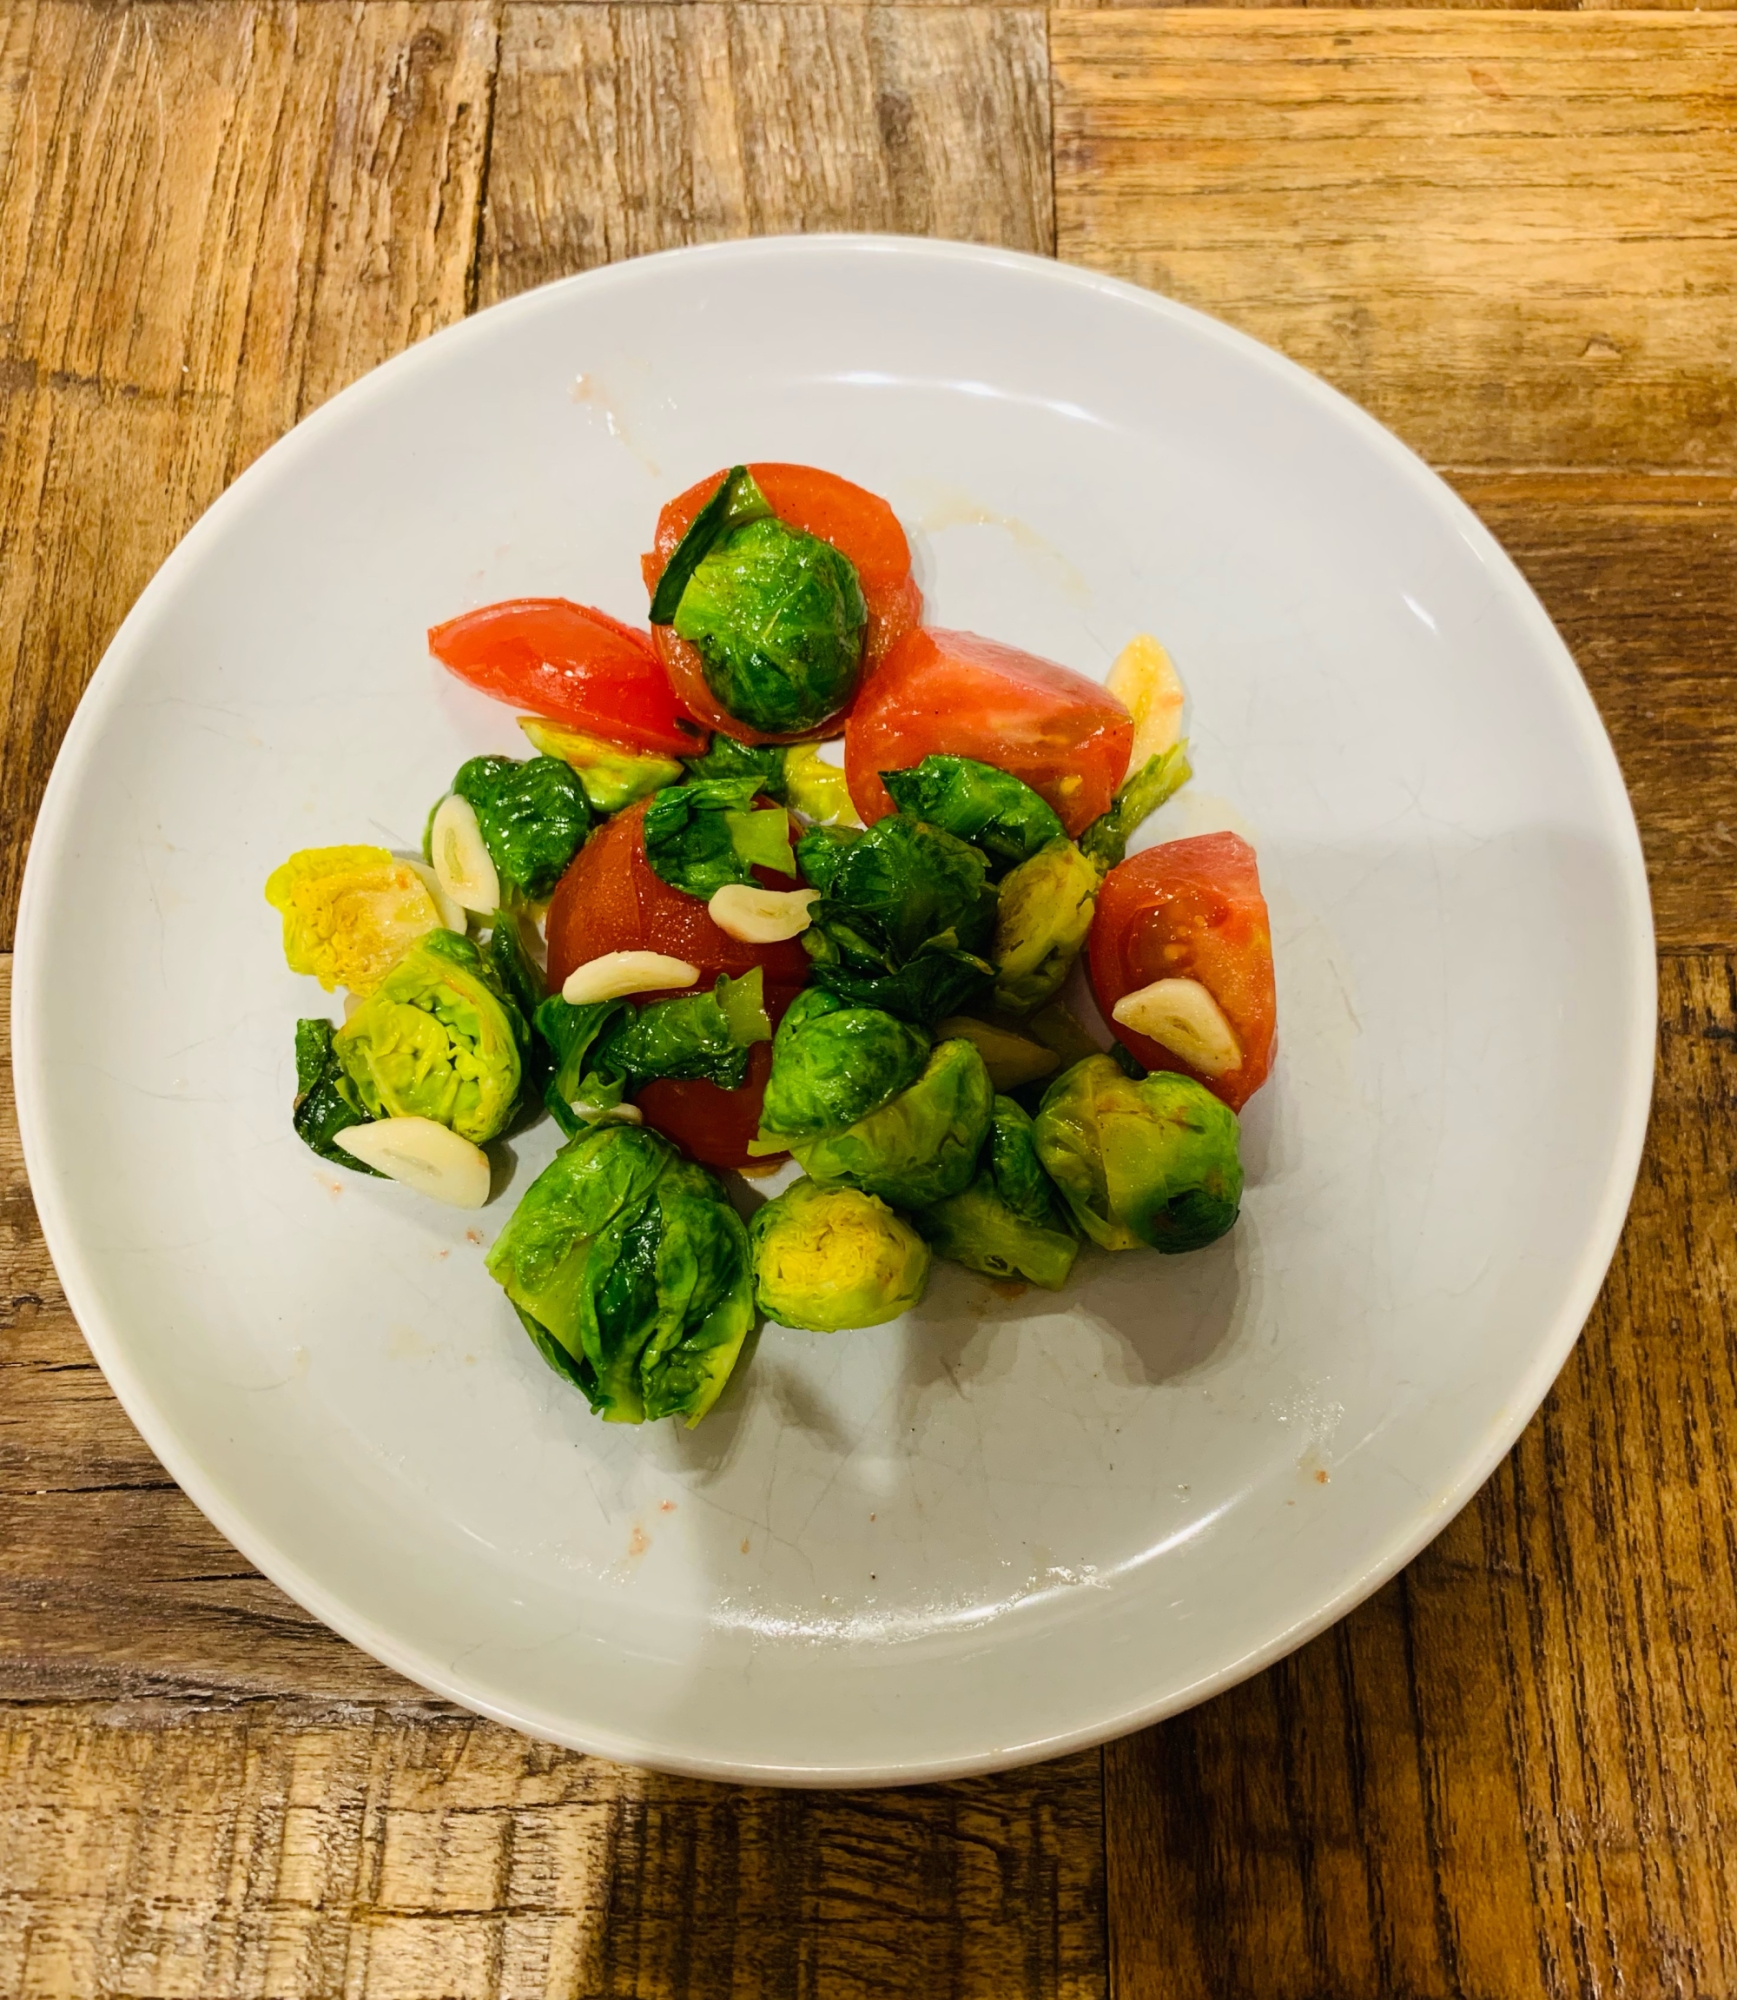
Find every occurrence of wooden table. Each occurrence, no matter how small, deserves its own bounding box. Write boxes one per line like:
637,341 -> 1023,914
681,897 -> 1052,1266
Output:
1,5 -> 1733,1994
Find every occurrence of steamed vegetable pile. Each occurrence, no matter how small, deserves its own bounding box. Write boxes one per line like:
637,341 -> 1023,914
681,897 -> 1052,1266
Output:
267,464 -> 1278,1428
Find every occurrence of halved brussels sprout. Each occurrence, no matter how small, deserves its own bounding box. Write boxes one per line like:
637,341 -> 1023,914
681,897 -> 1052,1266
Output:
487,1122 -> 754,1425
793,1037 -> 994,1207
799,813 -> 997,1024
750,1178 -> 930,1330
265,844 -> 448,995
446,755 -> 592,901
917,1095 -> 1079,1290
673,514 -> 868,737
518,716 -> 683,814
992,838 -> 1100,1014
757,986 -> 930,1143
335,929 -> 528,1144
642,777 -> 795,900
881,755 -> 1065,874
1033,1054 -> 1242,1253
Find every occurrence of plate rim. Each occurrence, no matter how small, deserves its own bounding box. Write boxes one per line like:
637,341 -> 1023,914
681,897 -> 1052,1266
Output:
10,233 -> 1658,1785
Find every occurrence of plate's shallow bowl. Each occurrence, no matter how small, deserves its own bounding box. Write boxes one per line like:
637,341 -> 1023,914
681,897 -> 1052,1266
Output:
13,238 -> 1652,1784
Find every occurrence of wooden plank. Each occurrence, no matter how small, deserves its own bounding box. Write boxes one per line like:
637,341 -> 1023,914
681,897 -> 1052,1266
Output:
1053,13 -> 1737,472
1107,951 -> 1737,2000
476,4 -> 1053,306
0,0 -> 495,956
0,1702 -> 1104,2000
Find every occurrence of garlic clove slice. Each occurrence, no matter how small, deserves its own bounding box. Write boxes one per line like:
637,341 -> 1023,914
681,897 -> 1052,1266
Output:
337,1116 -> 492,1207
1107,634 -> 1187,770
707,883 -> 819,943
561,951 -> 701,1005
406,858 -> 467,934
431,794 -> 501,916
1112,976 -> 1242,1079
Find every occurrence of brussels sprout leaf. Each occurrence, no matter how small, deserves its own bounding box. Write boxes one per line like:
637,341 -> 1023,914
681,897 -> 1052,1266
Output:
538,969 -> 772,1113
683,733 -> 788,798
518,716 -> 683,814
292,1018 -> 383,1174
795,823 -> 858,894
450,755 -> 592,900
1079,740 -> 1193,874
649,466 -> 774,625
642,777 -> 795,900
881,756 -> 1065,874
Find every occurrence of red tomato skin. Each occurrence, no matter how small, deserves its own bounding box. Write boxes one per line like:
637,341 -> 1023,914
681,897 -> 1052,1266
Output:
1087,832 -> 1277,1112
642,464 -> 923,746
544,803 -> 809,1169
429,598 -> 706,757
844,628 -> 1134,837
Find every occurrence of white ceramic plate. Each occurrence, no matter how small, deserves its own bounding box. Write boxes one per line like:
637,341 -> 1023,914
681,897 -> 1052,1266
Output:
13,238 -> 1653,1784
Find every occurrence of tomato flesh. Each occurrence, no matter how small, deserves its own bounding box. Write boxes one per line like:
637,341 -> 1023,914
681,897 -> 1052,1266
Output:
1087,832 -> 1276,1112
844,628 -> 1133,837
545,801 -> 809,1169
642,463 -> 923,746
429,598 -> 706,757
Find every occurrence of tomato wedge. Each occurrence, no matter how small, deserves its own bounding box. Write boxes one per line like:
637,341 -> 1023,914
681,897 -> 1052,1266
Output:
642,463 -> 923,746
429,598 -> 706,758
1087,832 -> 1276,1112
844,628 -> 1133,837
545,799 -> 809,1169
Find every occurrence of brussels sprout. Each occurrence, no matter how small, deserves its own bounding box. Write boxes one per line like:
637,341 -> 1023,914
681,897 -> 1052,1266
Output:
264,844 -> 448,996
934,1015 -> 1058,1091
917,1095 -> 1079,1290
881,756 -> 1065,874
335,930 -> 528,1144
649,465 -> 776,623
793,1038 -> 994,1207
799,814 -> 997,1024
992,838 -> 1100,1014
291,1018 -> 382,1173
518,716 -> 683,814
782,743 -> 860,827
448,755 -> 592,901
642,777 -> 795,900
757,985 -> 930,1142
538,967 -> 772,1131
1079,741 -> 1193,874
487,1122 -> 754,1425
750,1178 -> 930,1330
1033,1055 -> 1242,1254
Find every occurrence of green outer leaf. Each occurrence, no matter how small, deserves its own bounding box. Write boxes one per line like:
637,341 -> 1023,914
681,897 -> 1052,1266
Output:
291,1018 -> 383,1174
758,986 -> 930,1140
881,756 -> 1065,874
1079,741 -> 1193,874
595,969 -> 771,1091
795,823 -> 858,894
642,777 -> 793,900
791,1037 -> 995,1207
723,809 -> 796,879
649,466 -> 773,624
683,734 -> 788,799
450,755 -> 592,900
534,994 -> 626,1107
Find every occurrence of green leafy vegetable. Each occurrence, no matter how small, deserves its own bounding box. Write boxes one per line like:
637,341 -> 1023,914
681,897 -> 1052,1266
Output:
750,1179 -> 930,1330
991,838 -> 1100,1014
798,814 -> 997,1024
486,1122 -> 754,1425
757,986 -> 930,1143
291,1018 -> 382,1173
1079,742 -> 1193,875
881,756 -> 1065,874
450,755 -> 592,900
671,513 -> 867,736
792,1037 -> 995,1207
648,466 -> 775,626
1033,1055 -> 1242,1254
518,716 -> 683,814
683,733 -> 789,798
335,929 -> 529,1144
642,777 -> 796,901
916,1095 -> 1079,1290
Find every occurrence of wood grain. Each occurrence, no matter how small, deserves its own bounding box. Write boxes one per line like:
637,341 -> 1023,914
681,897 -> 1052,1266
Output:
477,4 -> 1053,306
1053,13 -> 1737,472
0,1698 -> 1104,1999
1107,952 -> 1737,1999
0,0 -> 493,955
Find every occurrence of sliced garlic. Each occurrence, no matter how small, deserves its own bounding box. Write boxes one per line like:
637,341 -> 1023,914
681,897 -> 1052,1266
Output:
1108,634 -> 1187,770
1112,977 -> 1241,1079
405,858 -> 466,934
431,794 -> 501,916
337,1116 -> 491,1208
708,883 -> 819,944
561,951 -> 700,1005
